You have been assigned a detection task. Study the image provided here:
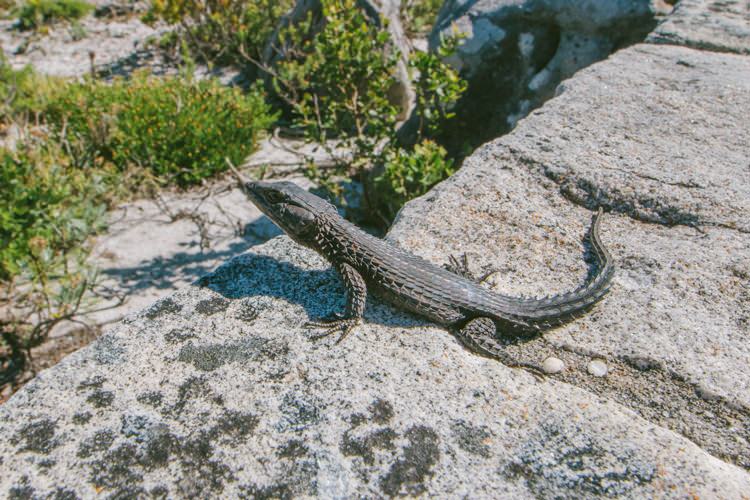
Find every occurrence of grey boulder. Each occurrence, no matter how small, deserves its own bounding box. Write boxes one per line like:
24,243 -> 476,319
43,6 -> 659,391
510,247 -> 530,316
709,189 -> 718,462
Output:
428,0 -> 662,146
0,234 -> 747,498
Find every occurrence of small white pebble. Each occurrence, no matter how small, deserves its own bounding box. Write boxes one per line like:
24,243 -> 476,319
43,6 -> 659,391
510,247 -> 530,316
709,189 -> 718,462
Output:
588,359 -> 608,377
542,356 -> 565,374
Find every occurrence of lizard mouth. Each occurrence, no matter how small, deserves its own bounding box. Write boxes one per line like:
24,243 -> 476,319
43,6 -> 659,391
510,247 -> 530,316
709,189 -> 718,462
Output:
243,181 -> 274,211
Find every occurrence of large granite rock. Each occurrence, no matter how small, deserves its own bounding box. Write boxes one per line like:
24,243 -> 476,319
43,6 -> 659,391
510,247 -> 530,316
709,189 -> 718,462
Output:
429,0 -> 662,148
390,40 -> 750,472
0,234 -> 748,498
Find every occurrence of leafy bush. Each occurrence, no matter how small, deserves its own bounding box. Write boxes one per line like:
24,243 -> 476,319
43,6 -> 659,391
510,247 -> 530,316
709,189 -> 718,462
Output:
401,0 -> 443,37
44,72 -> 277,186
15,0 -> 94,30
0,60 -> 277,390
272,2 -> 465,220
270,0 -> 402,201
145,0 -> 293,67
0,144 -> 106,280
274,0 -> 400,164
366,38 -> 464,222
410,34 -> 467,139
0,63 -> 36,121
371,140 -> 454,220
0,143 -> 107,386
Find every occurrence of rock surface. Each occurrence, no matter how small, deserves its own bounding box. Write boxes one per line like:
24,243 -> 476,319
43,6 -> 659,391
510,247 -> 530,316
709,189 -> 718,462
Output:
0,235 -> 748,497
82,171 -> 310,328
2,2 -> 750,499
389,42 -> 750,469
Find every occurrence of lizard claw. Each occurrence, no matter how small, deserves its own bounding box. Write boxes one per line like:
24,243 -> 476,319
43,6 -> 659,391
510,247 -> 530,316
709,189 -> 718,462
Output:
445,254 -> 472,279
445,254 -> 499,284
305,317 -> 361,344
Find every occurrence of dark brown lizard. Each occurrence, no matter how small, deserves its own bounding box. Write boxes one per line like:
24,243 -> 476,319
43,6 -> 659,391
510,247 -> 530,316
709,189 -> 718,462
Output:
240,179 -> 615,375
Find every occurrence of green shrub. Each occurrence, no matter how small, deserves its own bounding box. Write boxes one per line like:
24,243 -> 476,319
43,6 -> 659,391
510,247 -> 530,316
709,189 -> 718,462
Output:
272,3 -> 465,220
145,0 -> 293,67
401,0 -> 443,37
0,63 -> 36,121
0,62 -> 277,389
0,57 -> 60,121
272,0 -> 401,198
0,143 -> 107,385
44,72 -> 277,186
274,0 -> 400,143
410,34 -> 467,139
372,139 -> 454,220
366,39 -> 465,223
0,144 -> 106,281
15,0 -> 94,30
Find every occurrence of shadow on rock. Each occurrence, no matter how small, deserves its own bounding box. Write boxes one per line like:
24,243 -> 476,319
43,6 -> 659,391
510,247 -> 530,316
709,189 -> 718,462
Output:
195,247 -> 545,355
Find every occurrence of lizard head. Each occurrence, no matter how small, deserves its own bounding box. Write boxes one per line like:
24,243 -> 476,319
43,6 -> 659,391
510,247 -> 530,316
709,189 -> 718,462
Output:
243,181 -> 336,247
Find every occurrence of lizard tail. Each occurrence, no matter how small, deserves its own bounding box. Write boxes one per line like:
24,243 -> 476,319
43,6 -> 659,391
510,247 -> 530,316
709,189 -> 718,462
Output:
492,208 -> 616,330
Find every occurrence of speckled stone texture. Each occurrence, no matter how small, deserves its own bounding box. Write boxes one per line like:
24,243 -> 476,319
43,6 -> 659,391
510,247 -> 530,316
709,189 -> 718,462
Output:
0,235 -> 748,498
3,7 -> 750,500
390,41 -> 750,470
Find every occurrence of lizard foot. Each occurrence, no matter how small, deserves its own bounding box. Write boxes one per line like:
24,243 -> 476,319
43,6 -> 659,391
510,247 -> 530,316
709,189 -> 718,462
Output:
445,254 -> 499,284
457,317 -> 546,381
305,316 -> 361,344
445,254 -> 472,279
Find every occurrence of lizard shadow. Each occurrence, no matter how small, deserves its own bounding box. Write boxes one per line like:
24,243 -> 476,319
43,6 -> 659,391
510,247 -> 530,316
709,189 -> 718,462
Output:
195,251 -> 432,330
198,249 -> 542,347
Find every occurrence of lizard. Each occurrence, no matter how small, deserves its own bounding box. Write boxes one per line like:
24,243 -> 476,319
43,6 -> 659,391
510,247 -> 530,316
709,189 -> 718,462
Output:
238,179 -> 615,375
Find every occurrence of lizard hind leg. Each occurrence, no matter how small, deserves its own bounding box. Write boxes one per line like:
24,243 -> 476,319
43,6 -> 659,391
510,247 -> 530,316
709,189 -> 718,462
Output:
445,254 -> 499,284
306,315 -> 361,343
455,317 -> 546,379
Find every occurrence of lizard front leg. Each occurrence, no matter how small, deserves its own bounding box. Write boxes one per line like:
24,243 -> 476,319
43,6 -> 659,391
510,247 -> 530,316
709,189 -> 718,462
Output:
306,261 -> 367,343
455,317 -> 545,379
